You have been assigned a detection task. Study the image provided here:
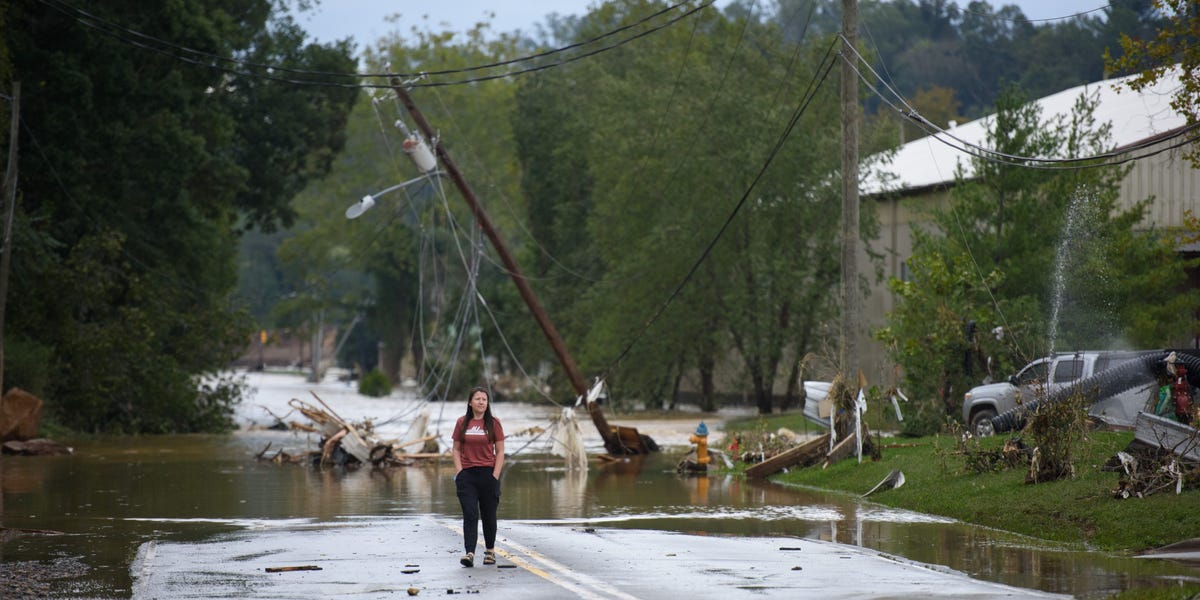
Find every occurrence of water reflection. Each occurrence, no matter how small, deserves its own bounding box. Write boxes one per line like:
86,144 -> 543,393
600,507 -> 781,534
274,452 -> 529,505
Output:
2,432 -> 1198,599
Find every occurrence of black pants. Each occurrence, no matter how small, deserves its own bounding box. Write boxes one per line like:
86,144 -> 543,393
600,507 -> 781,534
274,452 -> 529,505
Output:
455,466 -> 500,553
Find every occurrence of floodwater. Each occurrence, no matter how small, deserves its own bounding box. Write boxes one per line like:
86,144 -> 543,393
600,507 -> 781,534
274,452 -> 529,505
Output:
1,372 -> 1197,598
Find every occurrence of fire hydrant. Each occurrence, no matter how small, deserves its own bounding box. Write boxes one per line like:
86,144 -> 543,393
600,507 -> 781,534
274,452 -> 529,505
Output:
689,421 -> 710,466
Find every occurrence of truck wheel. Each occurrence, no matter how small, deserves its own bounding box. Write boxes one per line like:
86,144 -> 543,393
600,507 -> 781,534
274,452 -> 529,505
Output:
970,408 -> 997,437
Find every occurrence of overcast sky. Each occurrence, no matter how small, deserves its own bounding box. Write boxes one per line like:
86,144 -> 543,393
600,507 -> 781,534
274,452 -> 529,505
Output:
298,1 -> 1111,48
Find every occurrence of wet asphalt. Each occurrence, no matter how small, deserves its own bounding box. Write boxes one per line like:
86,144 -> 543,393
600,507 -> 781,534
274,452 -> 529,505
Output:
130,516 -> 1067,599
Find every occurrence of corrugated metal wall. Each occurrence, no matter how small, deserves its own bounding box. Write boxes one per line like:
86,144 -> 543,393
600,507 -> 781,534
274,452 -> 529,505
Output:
1119,145 -> 1200,229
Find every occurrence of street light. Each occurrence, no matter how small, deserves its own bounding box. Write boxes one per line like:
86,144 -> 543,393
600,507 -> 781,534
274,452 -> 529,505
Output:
345,172 -> 443,219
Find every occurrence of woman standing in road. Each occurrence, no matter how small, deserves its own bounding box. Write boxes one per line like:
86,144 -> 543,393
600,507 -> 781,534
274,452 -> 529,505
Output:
452,386 -> 505,567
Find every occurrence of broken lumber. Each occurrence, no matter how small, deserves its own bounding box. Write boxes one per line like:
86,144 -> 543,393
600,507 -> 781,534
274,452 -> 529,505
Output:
822,432 -> 858,469
321,429 -> 348,466
745,433 -> 830,479
265,565 -> 322,573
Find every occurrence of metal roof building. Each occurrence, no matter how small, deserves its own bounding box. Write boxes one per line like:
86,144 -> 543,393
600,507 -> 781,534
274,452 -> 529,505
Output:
856,68 -> 1200,383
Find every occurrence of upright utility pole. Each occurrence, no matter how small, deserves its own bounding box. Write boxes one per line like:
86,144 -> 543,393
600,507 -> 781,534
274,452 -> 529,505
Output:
0,82 -> 21,395
839,1 -> 860,380
389,79 -> 648,455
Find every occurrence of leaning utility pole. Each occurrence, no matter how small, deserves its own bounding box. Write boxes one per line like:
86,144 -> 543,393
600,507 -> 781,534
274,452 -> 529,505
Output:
389,79 -> 650,455
0,82 -> 20,395
839,0 -> 859,379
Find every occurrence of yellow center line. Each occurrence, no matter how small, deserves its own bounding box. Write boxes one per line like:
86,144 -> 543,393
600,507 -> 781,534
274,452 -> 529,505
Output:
435,519 -> 637,600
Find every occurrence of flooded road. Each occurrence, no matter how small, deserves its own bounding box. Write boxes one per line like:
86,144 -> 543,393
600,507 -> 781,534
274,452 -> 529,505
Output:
2,372 -> 1198,598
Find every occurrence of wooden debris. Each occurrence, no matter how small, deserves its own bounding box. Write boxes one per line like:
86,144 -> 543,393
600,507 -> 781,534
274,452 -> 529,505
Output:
822,433 -> 859,469
1111,443 -> 1199,498
321,429 -> 349,466
265,565 -> 322,573
259,396 -> 448,470
0,526 -> 65,542
745,434 -> 830,479
0,388 -> 43,442
393,435 -> 438,452
2,438 -> 72,456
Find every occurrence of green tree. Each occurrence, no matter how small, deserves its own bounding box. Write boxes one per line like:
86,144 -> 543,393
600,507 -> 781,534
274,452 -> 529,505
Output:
512,1 -> 851,413
276,21 -> 528,394
1,1 -> 356,432
1105,0 -> 1200,165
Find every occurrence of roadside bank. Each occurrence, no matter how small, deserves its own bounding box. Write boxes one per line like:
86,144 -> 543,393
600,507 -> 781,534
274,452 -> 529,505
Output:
754,430 -> 1199,554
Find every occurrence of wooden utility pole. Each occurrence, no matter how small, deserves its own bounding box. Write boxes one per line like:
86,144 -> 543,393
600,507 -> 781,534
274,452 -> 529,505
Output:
389,79 -> 649,455
0,82 -> 20,395
839,1 -> 859,379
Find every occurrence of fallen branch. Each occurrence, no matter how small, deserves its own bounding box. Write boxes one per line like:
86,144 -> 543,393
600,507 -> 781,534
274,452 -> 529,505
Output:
321,429 -> 348,466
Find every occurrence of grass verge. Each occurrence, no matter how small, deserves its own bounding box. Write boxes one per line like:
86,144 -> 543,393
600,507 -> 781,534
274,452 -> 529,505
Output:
723,414 -> 1200,554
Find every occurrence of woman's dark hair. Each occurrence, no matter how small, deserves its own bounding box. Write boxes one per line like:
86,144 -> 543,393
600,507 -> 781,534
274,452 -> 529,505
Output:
455,386 -> 495,443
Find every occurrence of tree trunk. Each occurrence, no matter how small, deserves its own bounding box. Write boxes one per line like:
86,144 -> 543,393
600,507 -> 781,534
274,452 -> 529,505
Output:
755,388 -> 773,415
699,353 -> 716,412
782,357 -> 801,411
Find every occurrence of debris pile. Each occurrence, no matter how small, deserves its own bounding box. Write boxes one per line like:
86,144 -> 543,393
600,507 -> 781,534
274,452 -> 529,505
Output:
1110,448 -> 1199,498
730,375 -> 881,479
1109,409 -> 1200,498
728,427 -> 805,465
256,392 -> 442,468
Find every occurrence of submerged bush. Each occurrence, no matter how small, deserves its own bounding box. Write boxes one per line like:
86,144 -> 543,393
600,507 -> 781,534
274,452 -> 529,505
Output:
358,369 -> 391,397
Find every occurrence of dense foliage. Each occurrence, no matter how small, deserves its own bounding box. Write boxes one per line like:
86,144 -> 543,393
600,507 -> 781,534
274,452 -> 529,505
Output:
781,0 -> 1166,119
0,1 -> 356,432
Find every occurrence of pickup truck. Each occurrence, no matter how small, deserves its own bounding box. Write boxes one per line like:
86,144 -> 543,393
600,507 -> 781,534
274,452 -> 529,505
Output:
961,351 -> 1158,436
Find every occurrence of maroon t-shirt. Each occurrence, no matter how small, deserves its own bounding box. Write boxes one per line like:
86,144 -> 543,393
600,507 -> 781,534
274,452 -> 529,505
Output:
455,416 -> 504,468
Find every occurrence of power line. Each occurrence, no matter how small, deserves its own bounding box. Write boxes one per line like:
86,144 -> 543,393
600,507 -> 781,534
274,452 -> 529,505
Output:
37,0 -> 714,89
41,0 -> 708,80
959,3 -> 1112,24
840,36 -> 1200,170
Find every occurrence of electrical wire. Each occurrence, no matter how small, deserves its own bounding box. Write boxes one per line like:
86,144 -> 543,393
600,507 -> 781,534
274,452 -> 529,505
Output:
840,38 -> 1200,170
398,1 -> 714,89
39,0 -> 708,80
37,0 -> 713,90
432,175 -> 564,406
916,130 -> 1035,366
842,34 -> 1200,164
859,65 -> 1200,171
638,0 -> 759,204
959,3 -> 1112,23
